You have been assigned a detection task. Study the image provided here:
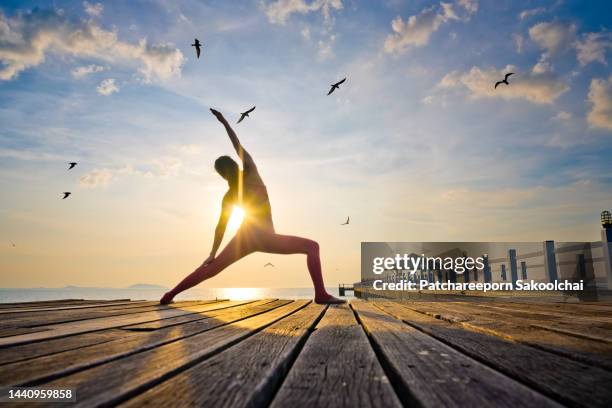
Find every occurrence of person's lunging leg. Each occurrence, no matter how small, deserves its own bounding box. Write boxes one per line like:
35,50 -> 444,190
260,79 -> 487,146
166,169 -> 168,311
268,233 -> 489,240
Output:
255,232 -> 345,304
160,235 -> 252,304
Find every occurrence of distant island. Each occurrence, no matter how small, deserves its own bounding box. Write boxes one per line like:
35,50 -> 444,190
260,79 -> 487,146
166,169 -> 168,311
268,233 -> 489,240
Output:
55,284 -> 167,290
126,284 -> 167,290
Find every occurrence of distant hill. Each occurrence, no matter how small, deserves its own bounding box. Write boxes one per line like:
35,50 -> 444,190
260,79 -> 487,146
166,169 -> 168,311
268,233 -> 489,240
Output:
126,284 -> 167,290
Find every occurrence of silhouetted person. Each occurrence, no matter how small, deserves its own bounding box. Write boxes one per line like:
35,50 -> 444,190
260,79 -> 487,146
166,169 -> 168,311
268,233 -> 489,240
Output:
160,109 -> 345,305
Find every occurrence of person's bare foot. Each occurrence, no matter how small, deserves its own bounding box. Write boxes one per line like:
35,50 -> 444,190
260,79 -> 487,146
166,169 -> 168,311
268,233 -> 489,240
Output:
159,292 -> 175,305
314,293 -> 347,305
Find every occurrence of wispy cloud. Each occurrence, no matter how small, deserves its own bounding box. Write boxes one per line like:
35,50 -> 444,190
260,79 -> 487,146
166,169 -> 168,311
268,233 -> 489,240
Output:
529,21 -> 577,58
261,0 -> 343,25
575,32 -> 611,66
519,7 -> 545,21
587,76 -> 612,130
383,0 -> 478,54
439,65 -> 569,104
0,8 -> 184,82
79,168 -> 113,188
96,78 -> 119,95
71,64 -> 105,78
83,1 -> 103,18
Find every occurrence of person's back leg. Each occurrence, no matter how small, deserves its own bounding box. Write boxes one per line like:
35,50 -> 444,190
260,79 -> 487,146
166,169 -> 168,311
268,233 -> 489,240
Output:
254,232 -> 345,304
160,235 -> 253,304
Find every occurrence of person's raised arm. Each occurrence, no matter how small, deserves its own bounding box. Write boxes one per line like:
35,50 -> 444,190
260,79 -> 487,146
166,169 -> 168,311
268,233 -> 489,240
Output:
210,108 -> 255,168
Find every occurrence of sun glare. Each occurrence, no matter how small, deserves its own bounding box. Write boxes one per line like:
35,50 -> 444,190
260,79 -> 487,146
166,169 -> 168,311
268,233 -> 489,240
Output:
219,287 -> 262,300
226,206 -> 245,232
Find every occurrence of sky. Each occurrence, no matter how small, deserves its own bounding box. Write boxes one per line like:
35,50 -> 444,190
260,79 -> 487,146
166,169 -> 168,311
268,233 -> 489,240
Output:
0,0 -> 611,289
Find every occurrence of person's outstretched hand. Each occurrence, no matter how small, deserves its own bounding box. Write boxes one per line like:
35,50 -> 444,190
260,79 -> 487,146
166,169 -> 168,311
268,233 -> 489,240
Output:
210,108 -> 226,123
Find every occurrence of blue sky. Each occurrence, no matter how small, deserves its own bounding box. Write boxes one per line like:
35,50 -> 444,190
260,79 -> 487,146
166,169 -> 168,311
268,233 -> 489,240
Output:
0,0 -> 611,288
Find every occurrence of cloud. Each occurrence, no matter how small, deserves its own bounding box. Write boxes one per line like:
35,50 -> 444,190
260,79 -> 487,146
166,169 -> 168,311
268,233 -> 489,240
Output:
83,1 -> 103,18
383,0 -> 477,54
96,78 -> 119,95
519,7 -> 545,20
528,21 -> 576,57
575,32 -> 611,66
587,76 -> 612,130
317,34 -> 336,60
553,111 -> 572,121
301,25 -> 311,40
513,34 -> 524,53
79,168 -> 113,188
439,65 -> 569,104
0,8 -> 184,82
261,0 -> 343,25
71,64 -> 105,78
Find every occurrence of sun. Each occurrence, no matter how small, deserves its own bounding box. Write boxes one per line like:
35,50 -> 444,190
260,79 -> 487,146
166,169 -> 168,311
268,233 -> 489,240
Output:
226,206 -> 245,232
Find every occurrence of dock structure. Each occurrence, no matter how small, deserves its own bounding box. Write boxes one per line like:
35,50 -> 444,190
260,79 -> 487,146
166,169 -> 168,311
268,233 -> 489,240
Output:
338,283 -> 354,296
0,298 -> 611,407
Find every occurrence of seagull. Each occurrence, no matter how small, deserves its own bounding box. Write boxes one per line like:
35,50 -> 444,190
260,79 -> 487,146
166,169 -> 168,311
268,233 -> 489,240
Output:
264,262 -> 275,267
327,78 -> 346,95
341,216 -> 350,225
68,162 -> 78,170
192,38 -> 202,59
62,192 -> 71,199
494,72 -> 514,89
237,106 -> 256,124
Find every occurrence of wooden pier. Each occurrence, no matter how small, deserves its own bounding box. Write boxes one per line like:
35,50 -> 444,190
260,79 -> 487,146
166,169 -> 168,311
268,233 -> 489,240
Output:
0,298 -> 611,407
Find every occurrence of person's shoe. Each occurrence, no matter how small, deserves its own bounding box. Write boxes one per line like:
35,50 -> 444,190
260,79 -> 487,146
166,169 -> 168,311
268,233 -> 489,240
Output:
314,294 -> 347,305
159,292 -> 175,305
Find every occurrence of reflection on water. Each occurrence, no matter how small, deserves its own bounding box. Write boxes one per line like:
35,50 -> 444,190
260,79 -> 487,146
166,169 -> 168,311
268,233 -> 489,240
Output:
0,287 -> 354,303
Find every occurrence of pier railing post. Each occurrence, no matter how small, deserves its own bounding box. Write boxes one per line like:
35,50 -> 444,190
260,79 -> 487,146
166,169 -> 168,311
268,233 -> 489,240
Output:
509,249 -> 518,285
501,264 -> 507,281
483,255 -> 491,283
544,240 -> 558,283
521,261 -> 527,279
602,225 -> 612,289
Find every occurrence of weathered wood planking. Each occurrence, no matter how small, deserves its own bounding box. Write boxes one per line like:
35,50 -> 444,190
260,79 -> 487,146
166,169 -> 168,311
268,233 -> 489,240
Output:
466,300 -> 612,318
400,301 -> 612,370
0,300 -> 150,315
122,303 -> 327,408
0,300 -> 237,347
271,304 -> 402,408
0,299 -> 133,310
0,300 -> 286,387
29,301 -> 310,407
0,300 -> 219,327
351,301 -> 560,407
376,301 -> 612,407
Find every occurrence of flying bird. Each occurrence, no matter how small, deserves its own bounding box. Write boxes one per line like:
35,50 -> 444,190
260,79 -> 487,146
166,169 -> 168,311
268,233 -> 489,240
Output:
494,72 -> 514,89
62,192 -> 71,200
327,78 -> 346,95
237,106 -> 256,124
192,38 -> 202,59
264,262 -> 275,267
68,162 -> 77,170
341,216 -> 350,225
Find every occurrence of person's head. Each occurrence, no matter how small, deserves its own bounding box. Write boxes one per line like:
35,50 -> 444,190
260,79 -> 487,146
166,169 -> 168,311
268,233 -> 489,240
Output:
214,155 -> 239,186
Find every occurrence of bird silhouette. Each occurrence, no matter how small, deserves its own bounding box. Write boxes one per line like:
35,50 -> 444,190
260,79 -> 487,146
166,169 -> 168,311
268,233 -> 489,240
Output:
264,262 -> 275,267
237,106 -> 256,124
341,216 -> 350,225
327,78 -> 346,95
494,72 -> 514,89
11,242 -> 16,248
62,192 -> 71,199
68,162 -> 77,170
192,38 -> 202,59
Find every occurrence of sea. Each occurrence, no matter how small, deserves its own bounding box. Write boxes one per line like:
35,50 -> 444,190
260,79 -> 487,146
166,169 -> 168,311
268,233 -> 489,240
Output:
0,286 -> 353,303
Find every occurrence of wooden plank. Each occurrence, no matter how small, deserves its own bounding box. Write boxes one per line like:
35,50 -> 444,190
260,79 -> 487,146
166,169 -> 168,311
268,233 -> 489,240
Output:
0,300 -> 218,327
271,304 -> 402,408
0,327 -> 49,338
122,303 -> 327,408
0,300 -> 149,315
0,300 -> 233,347
0,299 -> 127,309
467,300 -> 612,317
122,299 -> 275,330
351,300 -> 560,408
400,301 -> 612,369
376,301 -> 612,408
28,301 -> 310,407
1,300 -> 291,387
